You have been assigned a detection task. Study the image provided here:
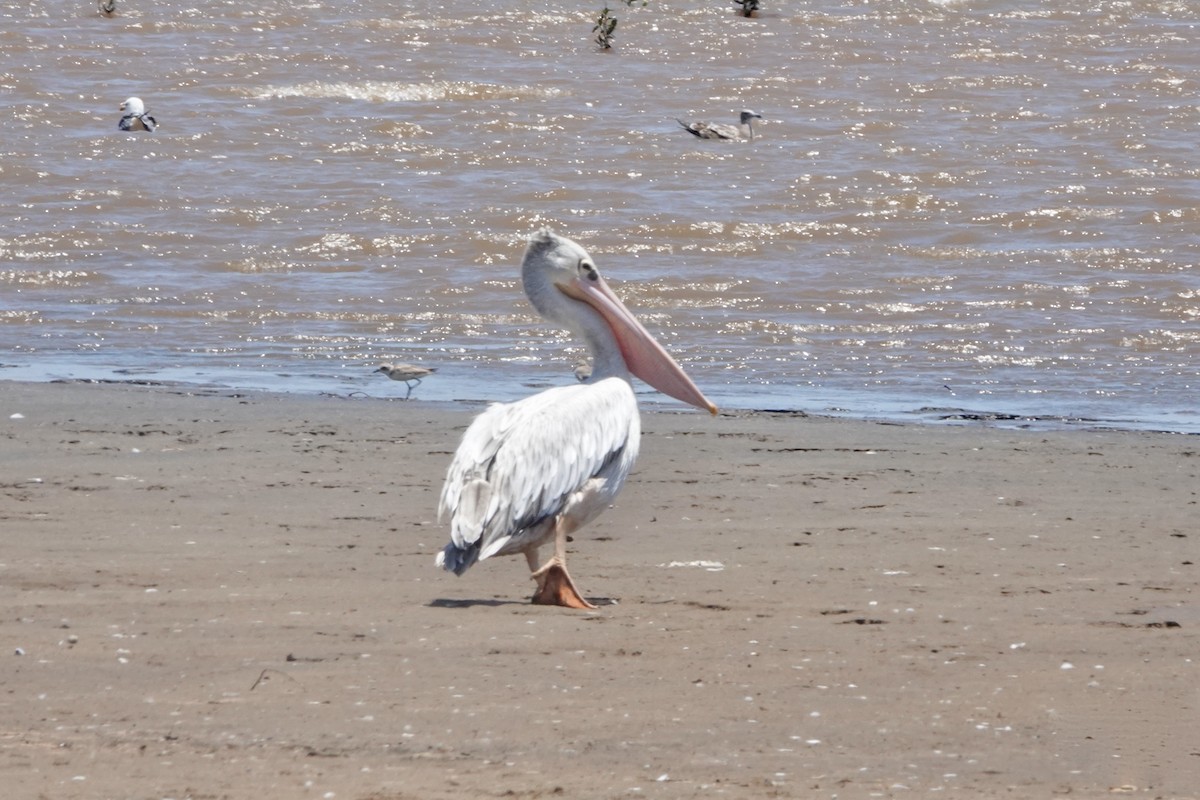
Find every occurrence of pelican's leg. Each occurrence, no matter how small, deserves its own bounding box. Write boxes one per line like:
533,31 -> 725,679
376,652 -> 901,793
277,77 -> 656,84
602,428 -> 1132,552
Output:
530,523 -> 595,610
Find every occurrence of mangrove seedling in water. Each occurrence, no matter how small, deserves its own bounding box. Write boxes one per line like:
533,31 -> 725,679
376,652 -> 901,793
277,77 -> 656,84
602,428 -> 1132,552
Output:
592,1 -> 647,51
594,6 -> 617,49
734,0 -> 759,16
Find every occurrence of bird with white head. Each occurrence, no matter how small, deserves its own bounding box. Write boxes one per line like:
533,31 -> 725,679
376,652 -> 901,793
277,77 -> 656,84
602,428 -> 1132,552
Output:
435,229 -> 716,608
118,97 -> 157,132
677,110 -> 763,141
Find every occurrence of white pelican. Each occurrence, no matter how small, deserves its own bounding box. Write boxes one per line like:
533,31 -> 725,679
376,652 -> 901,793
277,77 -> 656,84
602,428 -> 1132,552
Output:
376,362 -> 436,399
118,97 -> 157,132
677,110 -> 763,141
436,229 -> 717,609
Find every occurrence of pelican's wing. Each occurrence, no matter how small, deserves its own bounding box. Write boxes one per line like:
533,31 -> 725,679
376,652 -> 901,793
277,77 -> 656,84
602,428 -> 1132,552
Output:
437,379 -> 638,574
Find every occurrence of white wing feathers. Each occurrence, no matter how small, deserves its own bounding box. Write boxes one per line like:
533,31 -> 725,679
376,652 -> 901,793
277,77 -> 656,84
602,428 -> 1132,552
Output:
437,379 -> 639,574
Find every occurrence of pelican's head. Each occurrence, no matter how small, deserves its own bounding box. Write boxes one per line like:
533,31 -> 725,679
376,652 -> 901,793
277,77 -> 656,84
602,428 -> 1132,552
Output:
521,228 -> 717,415
120,97 -> 145,116
521,228 -> 596,310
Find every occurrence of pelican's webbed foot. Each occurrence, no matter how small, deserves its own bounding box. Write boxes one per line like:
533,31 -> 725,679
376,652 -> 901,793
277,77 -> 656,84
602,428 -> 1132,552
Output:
531,558 -> 596,610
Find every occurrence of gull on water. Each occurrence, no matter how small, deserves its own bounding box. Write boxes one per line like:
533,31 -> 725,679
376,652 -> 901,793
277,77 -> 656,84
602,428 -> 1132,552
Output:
677,110 -> 763,141
118,97 -> 157,132
376,362 -> 436,399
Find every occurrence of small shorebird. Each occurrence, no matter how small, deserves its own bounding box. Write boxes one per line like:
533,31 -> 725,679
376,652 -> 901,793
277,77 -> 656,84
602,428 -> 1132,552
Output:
376,362 -> 436,399
118,97 -> 157,132
573,359 -> 592,382
677,110 -> 763,141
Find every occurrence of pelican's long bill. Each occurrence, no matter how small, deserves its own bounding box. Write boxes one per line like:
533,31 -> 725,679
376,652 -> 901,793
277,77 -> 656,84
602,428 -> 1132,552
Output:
557,274 -> 718,415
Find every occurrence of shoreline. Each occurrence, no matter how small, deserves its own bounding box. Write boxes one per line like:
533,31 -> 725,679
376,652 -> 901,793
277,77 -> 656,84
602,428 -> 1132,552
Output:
6,371 -> 1197,436
2,379 -> 1197,798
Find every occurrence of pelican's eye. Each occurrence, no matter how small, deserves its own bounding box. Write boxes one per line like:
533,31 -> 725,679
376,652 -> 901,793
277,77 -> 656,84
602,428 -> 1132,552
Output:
578,258 -> 599,282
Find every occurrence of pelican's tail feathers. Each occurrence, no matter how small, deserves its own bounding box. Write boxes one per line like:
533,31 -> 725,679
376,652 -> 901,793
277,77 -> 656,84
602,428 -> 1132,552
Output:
435,542 -> 480,576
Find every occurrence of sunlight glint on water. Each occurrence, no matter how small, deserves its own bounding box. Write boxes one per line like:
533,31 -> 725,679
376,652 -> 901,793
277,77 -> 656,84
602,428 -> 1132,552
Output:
1,1 -> 1197,432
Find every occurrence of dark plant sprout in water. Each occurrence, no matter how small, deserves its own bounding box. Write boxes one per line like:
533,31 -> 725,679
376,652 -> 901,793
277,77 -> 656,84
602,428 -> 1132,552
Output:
734,0 -> 759,16
593,6 -> 617,50
593,0 -> 648,51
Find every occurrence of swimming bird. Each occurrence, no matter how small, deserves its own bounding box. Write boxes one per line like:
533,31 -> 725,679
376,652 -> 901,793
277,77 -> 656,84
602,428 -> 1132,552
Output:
118,97 -> 157,132
436,229 -> 717,609
677,110 -> 763,141
376,362 -> 436,399
98,0 -> 116,16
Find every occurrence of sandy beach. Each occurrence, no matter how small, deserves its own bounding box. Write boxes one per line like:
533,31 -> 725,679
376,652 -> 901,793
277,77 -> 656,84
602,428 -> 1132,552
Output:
1,380 -> 1196,799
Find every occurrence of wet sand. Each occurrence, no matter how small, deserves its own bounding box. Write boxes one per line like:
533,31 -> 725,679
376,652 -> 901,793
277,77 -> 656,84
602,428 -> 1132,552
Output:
1,380 -> 1196,798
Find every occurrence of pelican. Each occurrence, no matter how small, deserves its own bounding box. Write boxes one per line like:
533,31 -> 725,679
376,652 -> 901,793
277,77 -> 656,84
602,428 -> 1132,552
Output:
436,229 -> 717,609
677,110 -> 763,141
376,362 -> 436,399
118,97 -> 157,132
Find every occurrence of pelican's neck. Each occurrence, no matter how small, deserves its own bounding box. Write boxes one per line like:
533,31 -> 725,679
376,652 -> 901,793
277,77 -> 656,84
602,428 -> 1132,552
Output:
570,301 -> 630,383
532,292 -> 628,382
